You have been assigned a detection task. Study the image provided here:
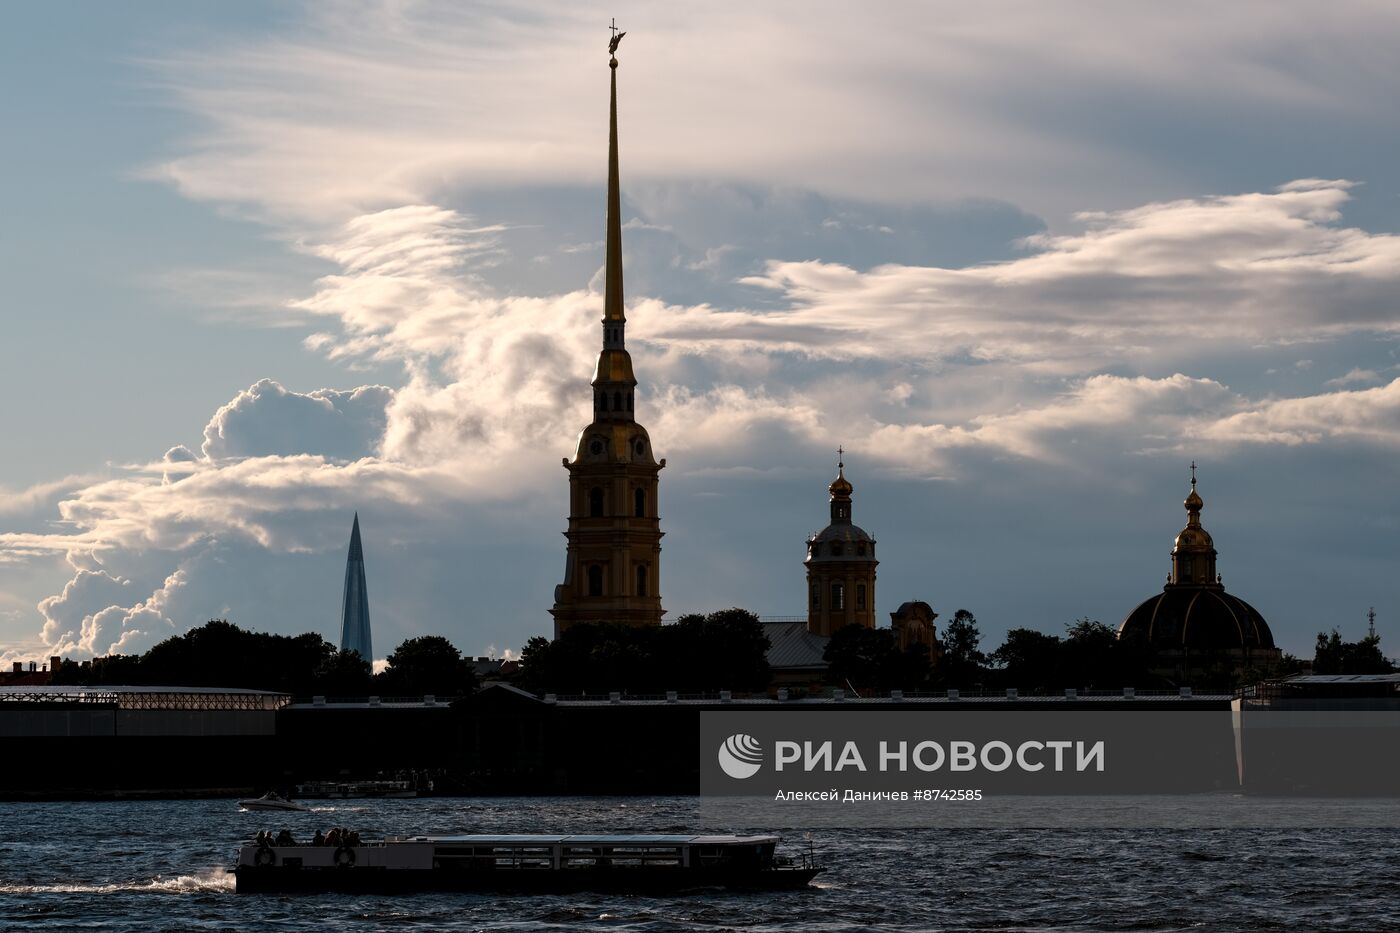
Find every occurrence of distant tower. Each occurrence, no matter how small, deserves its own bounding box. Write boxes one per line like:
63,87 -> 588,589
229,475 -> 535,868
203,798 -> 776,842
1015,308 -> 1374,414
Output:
551,33 -> 665,638
805,451 -> 878,637
339,513 -> 372,661
1368,607 -> 1377,640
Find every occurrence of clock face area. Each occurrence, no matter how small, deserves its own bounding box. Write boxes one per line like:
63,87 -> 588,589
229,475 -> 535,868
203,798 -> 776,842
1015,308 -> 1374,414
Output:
588,436 -> 607,458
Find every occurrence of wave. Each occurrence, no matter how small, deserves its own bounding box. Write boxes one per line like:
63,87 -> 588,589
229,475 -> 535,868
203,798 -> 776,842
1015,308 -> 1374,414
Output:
0,868 -> 234,895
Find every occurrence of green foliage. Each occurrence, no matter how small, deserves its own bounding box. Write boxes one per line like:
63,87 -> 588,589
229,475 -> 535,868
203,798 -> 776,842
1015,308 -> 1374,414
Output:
935,609 -> 987,688
1313,629 -> 1395,675
515,609 -> 771,695
378,635 -> 478,697
822,625 -> 931,693
52,618 -> 337,693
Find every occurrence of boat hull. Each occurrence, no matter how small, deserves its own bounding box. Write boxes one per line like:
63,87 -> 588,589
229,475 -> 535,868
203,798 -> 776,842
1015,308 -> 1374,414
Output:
234,864 -> 821,894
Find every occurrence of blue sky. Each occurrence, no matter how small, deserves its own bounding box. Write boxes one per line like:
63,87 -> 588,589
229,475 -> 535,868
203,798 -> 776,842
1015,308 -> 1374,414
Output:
2,1 -> 1399,665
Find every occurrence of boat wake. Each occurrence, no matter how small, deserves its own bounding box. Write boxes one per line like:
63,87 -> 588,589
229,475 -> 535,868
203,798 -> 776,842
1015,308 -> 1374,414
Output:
0,868 -> 235,895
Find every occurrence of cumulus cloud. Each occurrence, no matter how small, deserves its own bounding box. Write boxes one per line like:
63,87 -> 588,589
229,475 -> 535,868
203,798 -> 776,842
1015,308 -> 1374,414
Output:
202,378 -> 394,461
37,568 -> 185,657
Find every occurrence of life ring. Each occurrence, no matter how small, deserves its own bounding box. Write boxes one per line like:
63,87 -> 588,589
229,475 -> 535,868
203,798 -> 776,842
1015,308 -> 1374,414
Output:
254,847 -> 276,867
334,846 -> 357,867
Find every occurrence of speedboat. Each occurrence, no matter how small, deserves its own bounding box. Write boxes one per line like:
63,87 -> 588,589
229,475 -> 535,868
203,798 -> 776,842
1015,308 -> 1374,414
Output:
238,791 -> 311,813
235,833 -> 821,893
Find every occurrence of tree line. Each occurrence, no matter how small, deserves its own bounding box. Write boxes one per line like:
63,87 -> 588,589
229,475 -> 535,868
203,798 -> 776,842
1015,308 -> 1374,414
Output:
48,612 -> 1394,698
51,619 -> 479,698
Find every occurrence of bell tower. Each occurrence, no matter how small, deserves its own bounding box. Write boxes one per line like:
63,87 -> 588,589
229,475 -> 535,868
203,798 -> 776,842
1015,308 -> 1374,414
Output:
551,32 -> 665,638
805,451 -> 878,637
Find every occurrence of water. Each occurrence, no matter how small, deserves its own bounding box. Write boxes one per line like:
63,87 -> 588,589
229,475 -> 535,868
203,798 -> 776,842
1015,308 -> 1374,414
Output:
1,796 -> 1397,931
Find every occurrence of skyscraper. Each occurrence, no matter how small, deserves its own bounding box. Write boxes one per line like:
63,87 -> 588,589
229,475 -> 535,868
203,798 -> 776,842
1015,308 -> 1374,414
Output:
339,512 -> 373,661
550,35 -> 666,638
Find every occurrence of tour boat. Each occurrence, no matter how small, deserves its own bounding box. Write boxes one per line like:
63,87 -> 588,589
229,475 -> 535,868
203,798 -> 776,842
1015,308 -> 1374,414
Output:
234,833 -> 821,893
237,792 -> 312,813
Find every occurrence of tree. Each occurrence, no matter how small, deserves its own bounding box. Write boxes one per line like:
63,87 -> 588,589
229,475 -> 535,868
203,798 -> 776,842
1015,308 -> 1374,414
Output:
314,649 -> 373,697
1314,629 -> 1395,675
823,624 -> 933,693
936,609 -> 987,687
377,635 -> 478,697
989,628 -> 1062,691
513,610 -> 772,696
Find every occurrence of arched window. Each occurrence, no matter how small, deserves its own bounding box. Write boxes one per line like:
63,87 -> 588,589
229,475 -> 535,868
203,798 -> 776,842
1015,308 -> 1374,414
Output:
831,582 -> 845,610
636,563 -> 648,596
600,392 -> 609,412
856,583 -> 867,609
856,543 -> 866,557
634,487 -> 645,517
613,391 -> 622,411
832,541 -> 843,557
588,565 -> 604,596
627,393 -> 634,411
589,487 -> 604,517
811,584 -> 820,609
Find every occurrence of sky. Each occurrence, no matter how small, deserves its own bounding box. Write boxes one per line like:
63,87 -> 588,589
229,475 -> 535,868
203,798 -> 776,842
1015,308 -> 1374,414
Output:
2,1 -> 1399,667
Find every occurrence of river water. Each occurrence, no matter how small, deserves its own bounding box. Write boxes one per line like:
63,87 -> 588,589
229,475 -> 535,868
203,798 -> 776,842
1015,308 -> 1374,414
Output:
0,796 -> 1397,931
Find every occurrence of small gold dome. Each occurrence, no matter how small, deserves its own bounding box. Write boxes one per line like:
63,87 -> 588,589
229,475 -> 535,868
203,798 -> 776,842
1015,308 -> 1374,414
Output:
829,464 -> 853,499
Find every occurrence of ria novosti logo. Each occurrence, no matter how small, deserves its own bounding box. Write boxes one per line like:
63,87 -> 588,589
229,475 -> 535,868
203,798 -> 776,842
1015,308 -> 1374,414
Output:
717,733 -> 764,779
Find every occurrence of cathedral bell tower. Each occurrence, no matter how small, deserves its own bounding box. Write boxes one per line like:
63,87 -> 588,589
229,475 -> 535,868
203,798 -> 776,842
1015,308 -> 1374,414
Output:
805,452 -> 878,637
551,33 -> 665,638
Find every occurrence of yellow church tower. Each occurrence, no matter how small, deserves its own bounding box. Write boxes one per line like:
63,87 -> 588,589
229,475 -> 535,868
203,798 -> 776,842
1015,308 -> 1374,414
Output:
551,34 -> 665,638
805,452 -> 879,636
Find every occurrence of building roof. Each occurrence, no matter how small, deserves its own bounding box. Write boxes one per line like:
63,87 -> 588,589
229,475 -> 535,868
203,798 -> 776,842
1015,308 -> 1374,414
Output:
762,621 -> 829,670
1119,587 -> 1276,651
0,685 -> 291,710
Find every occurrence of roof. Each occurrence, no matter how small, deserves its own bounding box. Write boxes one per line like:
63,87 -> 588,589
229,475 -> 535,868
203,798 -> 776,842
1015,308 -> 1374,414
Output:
0,685 -> 291,711
762,621 -> 829,670
1119,586 -> 1276,650
1283,674 -> 1400,684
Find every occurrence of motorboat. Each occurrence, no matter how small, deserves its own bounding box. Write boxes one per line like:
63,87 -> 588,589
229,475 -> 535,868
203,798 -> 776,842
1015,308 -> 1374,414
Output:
235,832 -> 821,893
238,791 -> 312,813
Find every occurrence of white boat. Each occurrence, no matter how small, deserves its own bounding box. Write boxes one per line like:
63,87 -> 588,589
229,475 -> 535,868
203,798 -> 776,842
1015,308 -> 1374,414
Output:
238,791 -> 311,813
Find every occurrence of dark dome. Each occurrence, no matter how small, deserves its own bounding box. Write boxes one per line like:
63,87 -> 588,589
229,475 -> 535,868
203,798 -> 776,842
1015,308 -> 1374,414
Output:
806,523 -> 875,562
1119,587 -> 1275,651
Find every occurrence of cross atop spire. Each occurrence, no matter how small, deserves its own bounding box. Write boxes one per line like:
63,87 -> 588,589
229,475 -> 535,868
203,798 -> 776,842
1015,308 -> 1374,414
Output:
838,445 -> 845,468
1190,460 -> 1197,488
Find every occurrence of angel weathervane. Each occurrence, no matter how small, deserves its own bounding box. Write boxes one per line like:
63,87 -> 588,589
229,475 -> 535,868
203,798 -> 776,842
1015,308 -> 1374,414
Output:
609,18 -> 626,55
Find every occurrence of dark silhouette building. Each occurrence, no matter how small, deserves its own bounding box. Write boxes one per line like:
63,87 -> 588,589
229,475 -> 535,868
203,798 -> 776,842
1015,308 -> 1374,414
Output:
1118,467 -> 1282,682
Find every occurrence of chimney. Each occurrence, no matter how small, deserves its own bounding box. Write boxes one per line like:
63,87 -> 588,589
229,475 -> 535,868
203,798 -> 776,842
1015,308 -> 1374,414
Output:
28,662 -> 36,673
10,662 -> 19,674
51,656 -> 61,673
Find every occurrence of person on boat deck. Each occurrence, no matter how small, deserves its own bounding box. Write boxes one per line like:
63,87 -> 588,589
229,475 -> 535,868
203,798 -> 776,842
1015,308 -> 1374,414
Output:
347,831 -> 361,847
312,829 -> 325,846
254,831 -> 267,847
276,829 -> 295,847
325,827 -> 341,847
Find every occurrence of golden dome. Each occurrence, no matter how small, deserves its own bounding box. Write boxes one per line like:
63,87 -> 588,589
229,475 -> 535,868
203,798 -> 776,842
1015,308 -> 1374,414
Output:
829,464 -> 853,499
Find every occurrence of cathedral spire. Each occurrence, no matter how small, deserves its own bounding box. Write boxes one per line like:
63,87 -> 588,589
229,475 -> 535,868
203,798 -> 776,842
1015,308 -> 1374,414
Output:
588,33 -> 638,421
604,39 -> 625,328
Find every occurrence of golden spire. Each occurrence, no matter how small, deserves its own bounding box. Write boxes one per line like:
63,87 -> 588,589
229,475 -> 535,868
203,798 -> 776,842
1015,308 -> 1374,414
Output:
604,22 -> 625,325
